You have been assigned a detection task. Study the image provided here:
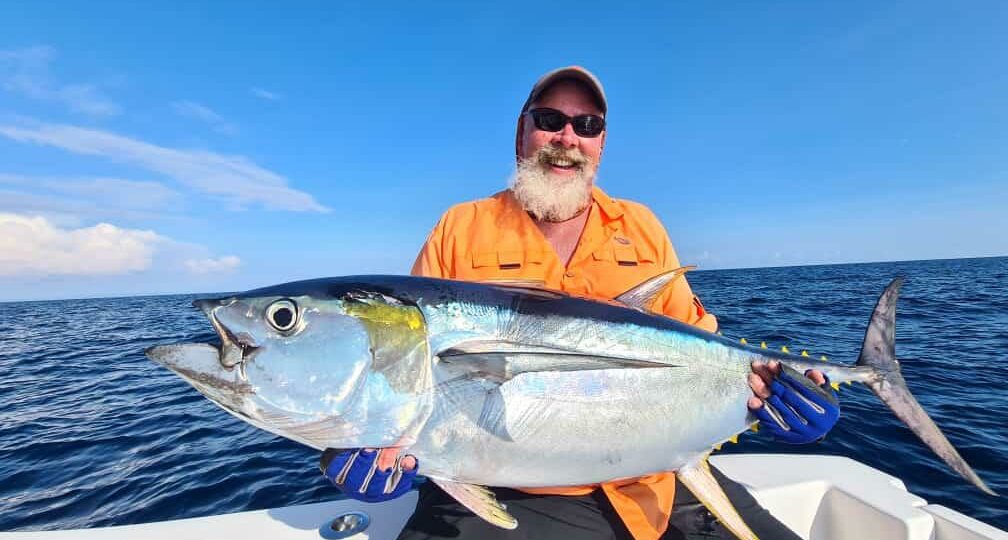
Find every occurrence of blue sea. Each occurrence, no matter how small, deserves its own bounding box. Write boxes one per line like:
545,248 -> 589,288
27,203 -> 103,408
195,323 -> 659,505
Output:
1,257 -> 1006,532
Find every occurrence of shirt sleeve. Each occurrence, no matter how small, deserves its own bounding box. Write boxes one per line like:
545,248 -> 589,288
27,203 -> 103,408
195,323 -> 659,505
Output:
654,250 -> 718,333
641,211 -> 718,333
411,213 -> 451,278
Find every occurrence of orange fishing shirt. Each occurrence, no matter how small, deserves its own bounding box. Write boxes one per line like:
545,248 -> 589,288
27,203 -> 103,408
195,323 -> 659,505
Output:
411,186 -> 718,540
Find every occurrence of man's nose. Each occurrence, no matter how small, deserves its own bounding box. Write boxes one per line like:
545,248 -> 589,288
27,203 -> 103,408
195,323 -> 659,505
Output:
551,122 -> 579,148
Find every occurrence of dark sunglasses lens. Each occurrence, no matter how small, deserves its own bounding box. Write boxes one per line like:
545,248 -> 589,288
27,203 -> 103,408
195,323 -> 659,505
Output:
532,110 -> 568,132
573,115 -> 605,137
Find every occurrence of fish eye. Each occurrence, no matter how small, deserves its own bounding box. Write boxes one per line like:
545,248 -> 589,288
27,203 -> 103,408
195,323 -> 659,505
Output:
266,299 -> 298,332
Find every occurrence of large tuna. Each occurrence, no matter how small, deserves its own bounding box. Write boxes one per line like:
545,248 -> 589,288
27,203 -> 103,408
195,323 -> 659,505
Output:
146,271 -> 997,540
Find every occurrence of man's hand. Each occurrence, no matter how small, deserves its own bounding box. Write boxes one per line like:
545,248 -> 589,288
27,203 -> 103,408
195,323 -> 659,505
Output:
747,360 -> 839,444
320,448 -> 418,502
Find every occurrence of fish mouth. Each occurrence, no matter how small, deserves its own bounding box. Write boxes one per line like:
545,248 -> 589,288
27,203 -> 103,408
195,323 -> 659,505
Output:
192,298 -> 260,370
144,297 -> 265,416
145,342 -> 255,402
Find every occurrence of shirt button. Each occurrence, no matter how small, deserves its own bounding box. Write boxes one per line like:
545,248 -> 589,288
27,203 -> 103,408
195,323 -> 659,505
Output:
564,271 -> 575,278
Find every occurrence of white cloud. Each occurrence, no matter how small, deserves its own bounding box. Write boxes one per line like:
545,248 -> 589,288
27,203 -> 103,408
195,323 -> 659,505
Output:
0,213 -> 243,280
0,213 -> 161,276
51,177 -> 180,207
172,100 -> 224,123
184,255 -> 241,274
172,100 -> 238,135
0,46 -> 121,116
250,87 -> 279,101
0,122 -> 329,212
0,46 -> 53,67
0,173 -> 183,224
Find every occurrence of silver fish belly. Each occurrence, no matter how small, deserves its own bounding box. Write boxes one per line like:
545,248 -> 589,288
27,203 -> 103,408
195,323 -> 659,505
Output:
412,298 -> 757,487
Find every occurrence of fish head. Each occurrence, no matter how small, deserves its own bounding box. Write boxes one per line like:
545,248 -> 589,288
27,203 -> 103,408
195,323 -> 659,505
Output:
194,294 -> 376,415
147,288 -> 433,450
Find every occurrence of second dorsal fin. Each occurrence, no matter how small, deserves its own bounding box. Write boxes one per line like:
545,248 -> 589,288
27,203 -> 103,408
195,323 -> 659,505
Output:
614,266 -> 696,311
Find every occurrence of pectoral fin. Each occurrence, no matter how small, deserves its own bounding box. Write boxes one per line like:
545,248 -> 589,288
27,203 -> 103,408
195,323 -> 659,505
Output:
482,280 -> 566,300
480,278 -> 549,288
438,340 -> 672,382
677,456 -> 758,540
429,478 -> 518,529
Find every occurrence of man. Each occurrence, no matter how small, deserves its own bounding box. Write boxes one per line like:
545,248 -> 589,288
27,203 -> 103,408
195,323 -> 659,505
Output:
322,66 -> 838,539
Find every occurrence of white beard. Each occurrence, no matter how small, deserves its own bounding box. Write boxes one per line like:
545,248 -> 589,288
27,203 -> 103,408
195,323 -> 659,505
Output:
509,146 -> 596,222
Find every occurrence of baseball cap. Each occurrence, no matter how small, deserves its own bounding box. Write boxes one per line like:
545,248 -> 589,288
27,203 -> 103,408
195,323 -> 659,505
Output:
520,65 -> 607,116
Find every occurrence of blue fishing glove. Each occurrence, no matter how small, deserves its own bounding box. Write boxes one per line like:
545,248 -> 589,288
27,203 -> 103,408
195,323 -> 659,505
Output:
753,368 -> 840,444
320,448 -> 418,503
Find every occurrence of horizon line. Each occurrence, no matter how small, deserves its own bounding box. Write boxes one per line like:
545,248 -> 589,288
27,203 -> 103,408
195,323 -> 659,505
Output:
1,254 -> 1004,304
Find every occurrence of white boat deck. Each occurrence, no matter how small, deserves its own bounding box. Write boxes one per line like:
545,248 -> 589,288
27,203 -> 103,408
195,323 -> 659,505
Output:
713,454 -> 1005,540
2,454 -> 1004,540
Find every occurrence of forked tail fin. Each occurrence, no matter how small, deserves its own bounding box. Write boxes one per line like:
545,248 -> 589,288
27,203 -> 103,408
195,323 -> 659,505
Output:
856,277 -> 997,495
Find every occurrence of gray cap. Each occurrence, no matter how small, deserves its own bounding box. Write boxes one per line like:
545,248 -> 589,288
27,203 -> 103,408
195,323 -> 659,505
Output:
520,65 -> 607,116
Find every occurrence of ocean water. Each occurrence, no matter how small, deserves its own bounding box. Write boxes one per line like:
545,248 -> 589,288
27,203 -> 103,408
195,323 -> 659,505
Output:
0,257 -> 1005,532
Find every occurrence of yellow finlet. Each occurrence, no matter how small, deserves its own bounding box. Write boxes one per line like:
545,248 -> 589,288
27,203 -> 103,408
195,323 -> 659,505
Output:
760,341 -> 767,349
750,423 -> 759,433
740,338 -> 748,345
715,433 -> 741,452
781,345 -> 790,353
801,350 -> 809,357
717,331 -> 723,336
830,382 -> 841,391
820,355 -> 829,362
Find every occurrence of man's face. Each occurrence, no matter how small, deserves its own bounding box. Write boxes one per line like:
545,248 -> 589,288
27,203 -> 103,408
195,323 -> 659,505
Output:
511,80 -> 606,222
517,80 -> 606,173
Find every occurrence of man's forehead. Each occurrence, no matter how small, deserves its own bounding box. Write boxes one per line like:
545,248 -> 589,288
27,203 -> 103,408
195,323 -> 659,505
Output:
532,79 -> 605,115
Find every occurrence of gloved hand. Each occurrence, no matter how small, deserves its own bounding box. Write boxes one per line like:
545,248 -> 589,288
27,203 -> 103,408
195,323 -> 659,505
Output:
748,361 -> 839,444
320,448 -> 418,503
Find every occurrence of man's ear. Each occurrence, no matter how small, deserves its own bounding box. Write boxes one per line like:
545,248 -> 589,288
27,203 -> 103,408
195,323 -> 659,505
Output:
515,115 -> 526,161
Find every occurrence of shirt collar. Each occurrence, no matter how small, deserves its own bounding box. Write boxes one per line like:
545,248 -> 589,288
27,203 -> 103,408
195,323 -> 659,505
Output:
591,186 -> 624,221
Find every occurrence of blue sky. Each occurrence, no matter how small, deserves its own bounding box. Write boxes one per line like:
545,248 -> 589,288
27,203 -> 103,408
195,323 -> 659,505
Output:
1,1 -> 1005,301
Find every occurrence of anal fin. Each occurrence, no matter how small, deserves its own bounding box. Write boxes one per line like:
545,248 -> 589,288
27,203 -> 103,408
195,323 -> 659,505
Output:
677,456 -> 758,540
430,478 -> 518,530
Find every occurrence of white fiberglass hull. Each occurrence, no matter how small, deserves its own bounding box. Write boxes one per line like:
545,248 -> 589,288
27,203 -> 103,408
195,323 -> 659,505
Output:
1,455 -> 1003,540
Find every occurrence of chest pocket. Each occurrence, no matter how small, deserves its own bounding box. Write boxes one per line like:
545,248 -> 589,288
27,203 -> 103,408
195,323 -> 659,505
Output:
590,240 -> 659,298
592,242 -> 657,266
466,249 -> 546,280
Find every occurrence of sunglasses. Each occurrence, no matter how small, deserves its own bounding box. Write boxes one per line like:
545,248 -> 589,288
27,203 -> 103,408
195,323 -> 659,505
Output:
526,108 -> 606,138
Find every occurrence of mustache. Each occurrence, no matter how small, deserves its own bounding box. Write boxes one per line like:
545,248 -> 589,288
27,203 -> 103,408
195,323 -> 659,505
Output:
536,145 -> 590,168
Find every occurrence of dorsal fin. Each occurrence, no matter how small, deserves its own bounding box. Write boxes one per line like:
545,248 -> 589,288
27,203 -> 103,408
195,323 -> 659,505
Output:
614,266 -> 696,311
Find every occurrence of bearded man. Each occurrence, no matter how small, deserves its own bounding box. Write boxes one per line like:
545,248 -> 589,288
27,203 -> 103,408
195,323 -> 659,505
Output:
322,66 -> 839,540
